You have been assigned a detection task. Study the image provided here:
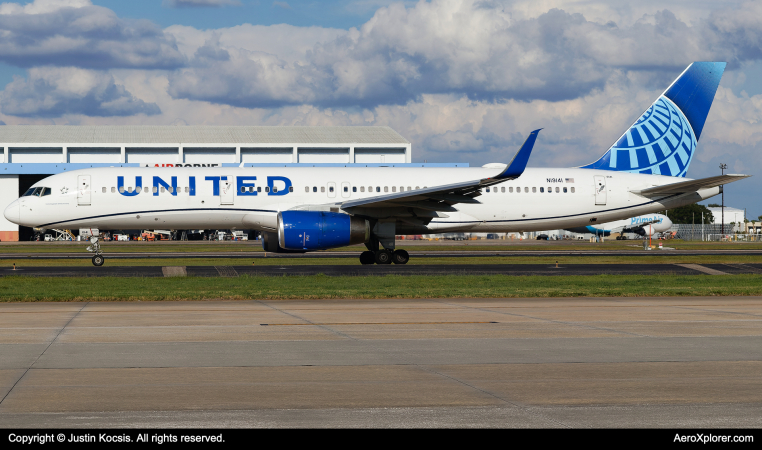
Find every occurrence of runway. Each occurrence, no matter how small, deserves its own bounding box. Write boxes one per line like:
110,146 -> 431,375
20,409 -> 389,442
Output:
2,263 -> 762,277
1,297 -> 762,427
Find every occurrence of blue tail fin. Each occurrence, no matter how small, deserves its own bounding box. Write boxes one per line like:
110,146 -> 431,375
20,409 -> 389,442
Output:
581,62 -> 725,177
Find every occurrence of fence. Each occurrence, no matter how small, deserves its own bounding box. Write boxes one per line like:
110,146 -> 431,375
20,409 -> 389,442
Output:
706,234 -> 762,242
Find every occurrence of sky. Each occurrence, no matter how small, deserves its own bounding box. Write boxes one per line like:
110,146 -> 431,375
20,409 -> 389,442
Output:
0,0 -> 761,219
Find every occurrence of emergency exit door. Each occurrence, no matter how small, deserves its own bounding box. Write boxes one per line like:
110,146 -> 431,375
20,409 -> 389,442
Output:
594,175 -> 606,205
220,176 -> 234,205
77,175 -> 91,206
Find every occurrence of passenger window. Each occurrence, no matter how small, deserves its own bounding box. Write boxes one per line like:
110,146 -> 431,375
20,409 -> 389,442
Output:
266,187 -> 270,193
136,187 -> 142,193
415,186 -> 419,190
540,187 -> 544,193
312,187 -> 317,192
329,186 -> 334,193
289,186 -> 293,193
563,187 -> 567,193
321,187 -> 325,193
501,187 -> 505,193
384,187 -> 388,192
376,187 -> 380,192
353,187 -> 357,192
524,187 -> 529,193
102,187 -> 106,193
400,186 -> 404,192
305,187 -> 309,193
509,187 -> 513,193
344,186 -> 348,192
571,187 -> 575,193
555,187 -> 559,193
186,187 -> 190,193
486,187 -> 490,193
241,187 -> 246,193
360,186 -> 365,192
119,186 -> 125,193
407,186 -> 411,191
152,187 -> 158,193
273,187 -> 278,193
533,187 -> 537,193
392,186 -> 396,192
160,187 -> 166,193
258,187 -> 262,192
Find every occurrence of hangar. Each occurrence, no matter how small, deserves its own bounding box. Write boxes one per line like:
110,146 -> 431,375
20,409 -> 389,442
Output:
0,125 -> 420,241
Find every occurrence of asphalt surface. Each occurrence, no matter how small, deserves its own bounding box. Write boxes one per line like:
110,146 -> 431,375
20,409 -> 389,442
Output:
2,249 -> 762,259
1,297 -> 762,428
3,263 -> 762,277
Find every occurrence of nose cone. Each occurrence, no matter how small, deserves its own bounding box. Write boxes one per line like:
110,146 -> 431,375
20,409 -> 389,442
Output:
662,216 -> 673,228
4,200 -> 19,224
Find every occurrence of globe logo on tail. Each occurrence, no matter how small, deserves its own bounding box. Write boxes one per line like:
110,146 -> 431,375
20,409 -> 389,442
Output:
608,96 -> 696,177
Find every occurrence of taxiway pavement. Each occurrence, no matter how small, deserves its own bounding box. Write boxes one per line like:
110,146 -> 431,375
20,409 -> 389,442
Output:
1,263 -> 761,277
1,297 -> 762,427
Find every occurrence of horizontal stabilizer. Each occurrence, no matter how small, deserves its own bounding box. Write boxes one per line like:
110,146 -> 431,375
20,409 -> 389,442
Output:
633,174 -> 750,196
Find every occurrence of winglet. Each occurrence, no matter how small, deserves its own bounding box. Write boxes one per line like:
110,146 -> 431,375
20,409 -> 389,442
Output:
493,129 -> 541,180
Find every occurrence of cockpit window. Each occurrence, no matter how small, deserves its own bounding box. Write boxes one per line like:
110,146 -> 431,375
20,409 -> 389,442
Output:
23,187 -> 51,197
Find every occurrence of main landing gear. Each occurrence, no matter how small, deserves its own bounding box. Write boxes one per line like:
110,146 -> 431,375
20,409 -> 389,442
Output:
359,249 -> 409,265
87,236 -> 105,266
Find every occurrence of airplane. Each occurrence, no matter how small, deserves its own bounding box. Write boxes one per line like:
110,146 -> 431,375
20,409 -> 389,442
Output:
565,213 -> 673,239
3,61 -> 750,266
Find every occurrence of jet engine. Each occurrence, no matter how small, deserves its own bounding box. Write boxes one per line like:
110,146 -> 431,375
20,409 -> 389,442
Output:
277,211 -> 369,251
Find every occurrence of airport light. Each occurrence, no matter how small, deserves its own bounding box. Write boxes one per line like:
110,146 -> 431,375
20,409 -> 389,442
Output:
720,163 -> 727,235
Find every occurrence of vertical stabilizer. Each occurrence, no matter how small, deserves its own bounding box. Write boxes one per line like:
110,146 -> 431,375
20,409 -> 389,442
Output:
582,62 -> 725,177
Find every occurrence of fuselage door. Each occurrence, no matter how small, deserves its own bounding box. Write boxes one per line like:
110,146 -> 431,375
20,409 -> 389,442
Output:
327,182 -> 336,198
341,182 -> 351,198
77,175 -> 91,206
594,175 -> 606,205
220,176 -> 234,205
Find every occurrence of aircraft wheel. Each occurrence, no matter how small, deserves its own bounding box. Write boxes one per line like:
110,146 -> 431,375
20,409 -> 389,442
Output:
392,249 -> 409,264
92,255 -> 105,267
375,249 -> 392,265
359,251 -> 375,265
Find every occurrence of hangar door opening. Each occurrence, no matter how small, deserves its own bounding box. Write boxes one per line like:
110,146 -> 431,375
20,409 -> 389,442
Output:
18,174 -> 50,241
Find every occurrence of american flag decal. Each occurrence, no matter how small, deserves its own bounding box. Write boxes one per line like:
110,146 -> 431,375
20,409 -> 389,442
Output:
565,178 -> 574,183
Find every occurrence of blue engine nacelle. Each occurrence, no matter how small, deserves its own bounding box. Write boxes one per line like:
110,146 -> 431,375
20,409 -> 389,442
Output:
278,211 -> 369,250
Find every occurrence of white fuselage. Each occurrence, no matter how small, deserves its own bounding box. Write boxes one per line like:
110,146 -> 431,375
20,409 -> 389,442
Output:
6,166 -> 719,234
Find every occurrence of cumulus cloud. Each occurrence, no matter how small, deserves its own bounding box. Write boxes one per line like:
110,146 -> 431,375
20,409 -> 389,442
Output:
0,0 -> 184,69
164,0 -> 762,110
0,67 -> 161,117
163,0 -> 241,7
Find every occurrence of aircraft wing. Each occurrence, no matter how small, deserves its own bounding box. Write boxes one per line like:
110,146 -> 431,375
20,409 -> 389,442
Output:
633,174 -> 750,196
340,129 -> 541,212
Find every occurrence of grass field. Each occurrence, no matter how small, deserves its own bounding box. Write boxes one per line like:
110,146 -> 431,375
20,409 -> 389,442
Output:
1,274 -> 760,302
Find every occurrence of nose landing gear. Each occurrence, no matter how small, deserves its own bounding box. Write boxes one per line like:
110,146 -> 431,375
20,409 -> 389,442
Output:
87,236 -> 105,266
